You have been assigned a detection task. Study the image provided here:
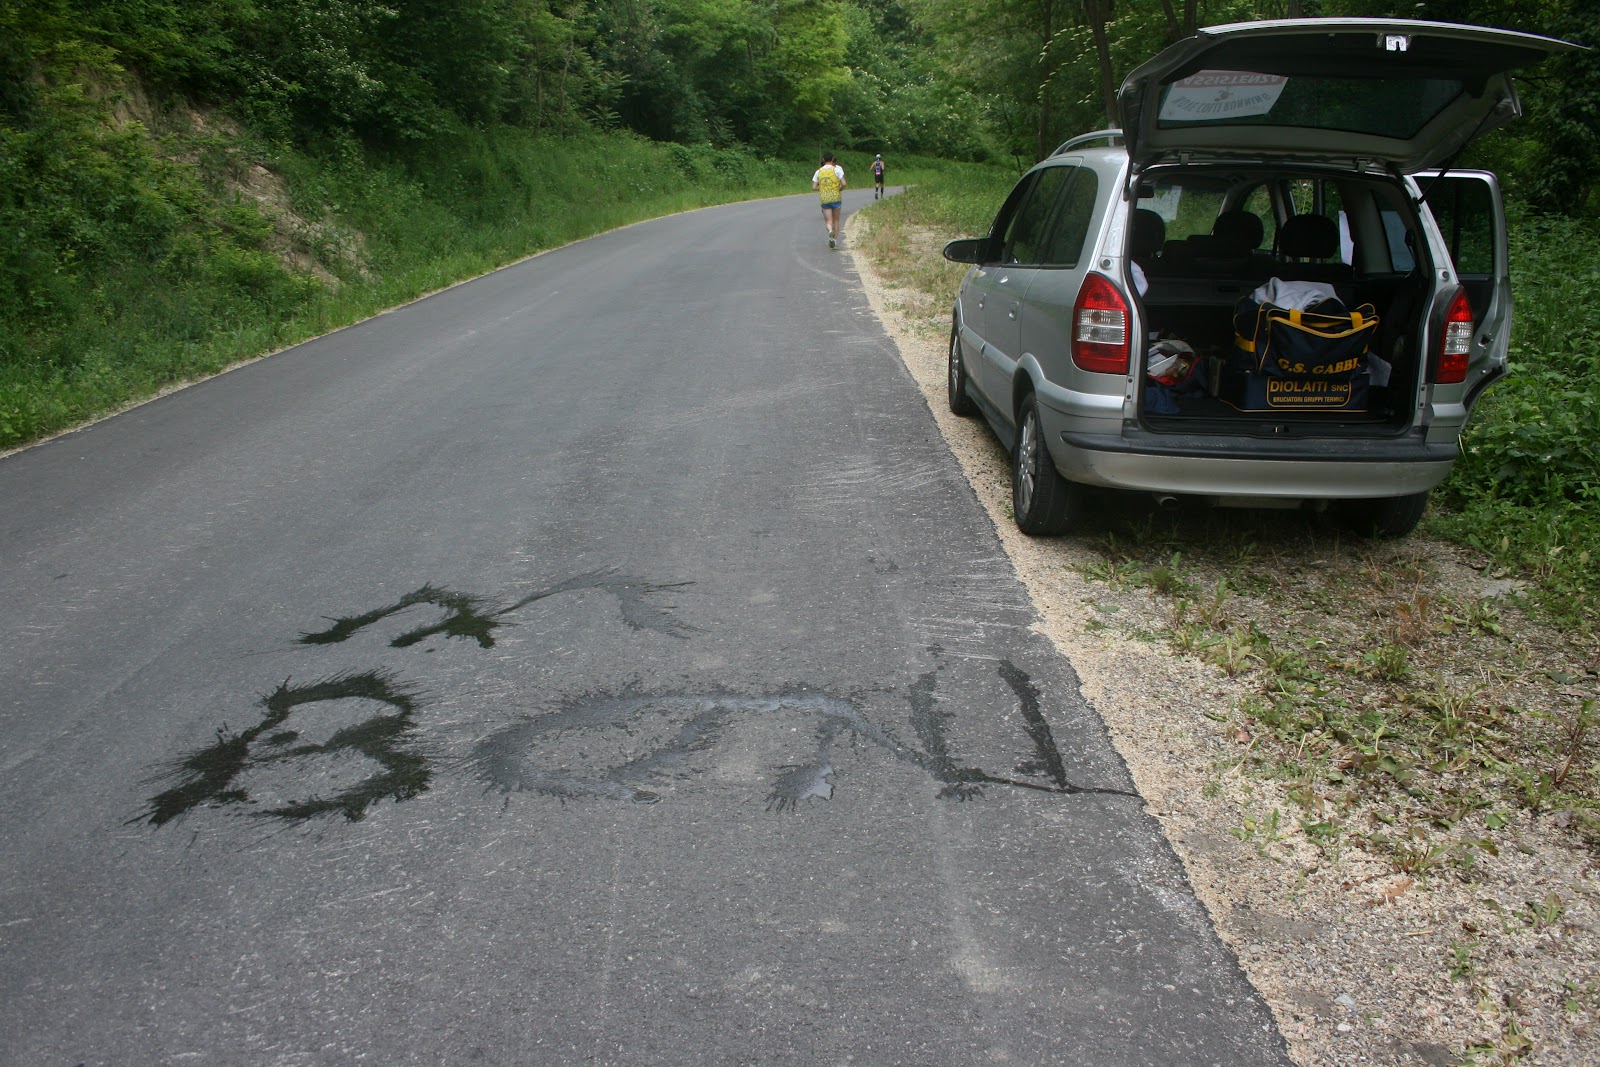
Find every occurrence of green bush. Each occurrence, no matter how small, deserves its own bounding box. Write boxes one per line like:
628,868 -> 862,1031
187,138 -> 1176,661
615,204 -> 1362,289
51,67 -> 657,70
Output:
1446,211 -> 1600,508
1431,209 -> 1600,627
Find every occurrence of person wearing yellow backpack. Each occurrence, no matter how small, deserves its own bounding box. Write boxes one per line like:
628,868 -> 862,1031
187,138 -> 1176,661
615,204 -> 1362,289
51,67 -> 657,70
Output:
811,152 -> 847,248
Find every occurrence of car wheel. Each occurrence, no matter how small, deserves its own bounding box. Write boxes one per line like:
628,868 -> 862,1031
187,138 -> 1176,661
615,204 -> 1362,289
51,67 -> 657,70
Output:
1012,394 -> 1078,535
948,324 -> 977,417
1341,490 -> 1429,537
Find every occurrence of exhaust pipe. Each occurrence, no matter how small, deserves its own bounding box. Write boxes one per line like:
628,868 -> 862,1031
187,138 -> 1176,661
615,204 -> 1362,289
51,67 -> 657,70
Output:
1153,494 -> 1180,512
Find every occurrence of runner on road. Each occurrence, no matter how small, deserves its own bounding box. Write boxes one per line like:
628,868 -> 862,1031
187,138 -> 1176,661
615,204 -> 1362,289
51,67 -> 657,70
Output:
871,154 -> 885,199
812,152 -> 846,248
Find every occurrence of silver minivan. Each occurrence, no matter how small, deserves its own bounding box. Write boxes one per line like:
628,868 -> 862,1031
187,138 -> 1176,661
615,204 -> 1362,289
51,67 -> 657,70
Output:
944,19 -> 1581,536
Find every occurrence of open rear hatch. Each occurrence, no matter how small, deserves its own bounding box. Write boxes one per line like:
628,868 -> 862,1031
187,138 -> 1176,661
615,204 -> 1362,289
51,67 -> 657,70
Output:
1118,19 -> 1582,174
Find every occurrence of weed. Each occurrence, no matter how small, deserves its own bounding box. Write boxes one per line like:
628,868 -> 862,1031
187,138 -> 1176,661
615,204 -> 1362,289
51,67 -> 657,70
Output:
1361,552 -> 1426,597
1561,976 -> 1600,1015
1550,698 -> 1596,790
1386,837 -> 1457,877
1261,648 -> 1318,690
1171,622 -> 1217,655
1413,682 -> 1482,744
1461,1008 -> 1535,1064
1391,592 -> 1437,646
1362,642 -> 1411,682
1449,938 -> 1478,982
1232,807 -> 1284,856
1080,558 -> 1149,587
1206,626 -> 1258,677
1444,597 -> 1505,637
1145,552 -> 1194,597
1301,817 -> 1344,858
1520,892 -> 1568,931
1194,578 -> 1233,629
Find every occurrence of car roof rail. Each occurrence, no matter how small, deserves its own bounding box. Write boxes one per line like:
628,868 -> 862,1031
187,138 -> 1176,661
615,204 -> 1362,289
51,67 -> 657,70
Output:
1052,129 -> 1125,156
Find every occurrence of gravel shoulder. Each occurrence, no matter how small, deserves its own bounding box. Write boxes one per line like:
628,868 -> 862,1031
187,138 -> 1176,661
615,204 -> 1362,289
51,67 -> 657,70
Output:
847,219 -> 1600,1067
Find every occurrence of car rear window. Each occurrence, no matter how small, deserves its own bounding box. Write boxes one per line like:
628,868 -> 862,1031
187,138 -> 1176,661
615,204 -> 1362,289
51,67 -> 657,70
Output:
1140,179 -> 1227,241
1157,71 -> 1464,140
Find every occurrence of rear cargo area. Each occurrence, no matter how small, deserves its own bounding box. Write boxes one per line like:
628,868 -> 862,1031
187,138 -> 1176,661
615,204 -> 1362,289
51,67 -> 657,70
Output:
1129,167 -> 1431,436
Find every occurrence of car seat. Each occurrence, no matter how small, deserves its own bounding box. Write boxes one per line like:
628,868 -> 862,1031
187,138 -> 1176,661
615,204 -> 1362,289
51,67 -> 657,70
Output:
1130,208 -> 1166,273
1188,209 -> 1269,275
1274,214 -> 1354,284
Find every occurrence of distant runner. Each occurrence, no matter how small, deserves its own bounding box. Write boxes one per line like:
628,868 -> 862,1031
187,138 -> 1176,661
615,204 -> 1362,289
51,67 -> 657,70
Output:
872,154 -> 885,199
812,152 -> 846,248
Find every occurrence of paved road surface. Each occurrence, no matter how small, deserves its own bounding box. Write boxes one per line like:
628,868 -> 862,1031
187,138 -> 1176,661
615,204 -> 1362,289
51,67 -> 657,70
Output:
0,190 -> 1289,1065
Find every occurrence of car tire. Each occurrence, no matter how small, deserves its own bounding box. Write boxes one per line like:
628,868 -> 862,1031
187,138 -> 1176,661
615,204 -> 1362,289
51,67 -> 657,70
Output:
948,324 -> 977,417
1342,490 -> 1429,537
1012,393 -> 1079,535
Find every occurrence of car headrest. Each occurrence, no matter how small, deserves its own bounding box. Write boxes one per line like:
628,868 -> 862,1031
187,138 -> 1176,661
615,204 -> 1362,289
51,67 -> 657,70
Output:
1279,214 -> 1338,259
1131,208 -> 1166,258
1212,210 -> 1264,254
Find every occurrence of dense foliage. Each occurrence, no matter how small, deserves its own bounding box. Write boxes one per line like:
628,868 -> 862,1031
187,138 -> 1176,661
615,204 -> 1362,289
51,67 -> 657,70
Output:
5,1 -> 1596,191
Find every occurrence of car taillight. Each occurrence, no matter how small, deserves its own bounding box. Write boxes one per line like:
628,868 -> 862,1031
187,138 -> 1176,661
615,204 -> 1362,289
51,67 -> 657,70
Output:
1434,288 -> 1473,385
1071,272 -> 1130,374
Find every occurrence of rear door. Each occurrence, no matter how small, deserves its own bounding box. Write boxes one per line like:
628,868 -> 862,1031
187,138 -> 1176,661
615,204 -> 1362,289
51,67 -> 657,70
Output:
1421,170 -> 1511,409
963,167 -> 1070,409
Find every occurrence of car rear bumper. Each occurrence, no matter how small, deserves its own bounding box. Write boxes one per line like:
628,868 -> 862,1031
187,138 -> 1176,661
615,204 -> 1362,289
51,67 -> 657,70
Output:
1048,425 -> 1458,498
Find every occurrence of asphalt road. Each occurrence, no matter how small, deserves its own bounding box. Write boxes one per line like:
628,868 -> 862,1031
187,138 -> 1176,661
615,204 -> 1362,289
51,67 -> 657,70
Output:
0,189 -> 1290,1065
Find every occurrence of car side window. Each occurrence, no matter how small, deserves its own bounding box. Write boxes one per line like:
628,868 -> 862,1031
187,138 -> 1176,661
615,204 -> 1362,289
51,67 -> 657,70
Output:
1156,181 -> 1227,241
1379,209 -> 1417,272
1428,180 -> 1495,276
1240,186 -> 1277,253
1000,168 -> 1068,265
1036,167 -> 1099,268
981,173 -> 1037,263
1284,179 -> 1350,262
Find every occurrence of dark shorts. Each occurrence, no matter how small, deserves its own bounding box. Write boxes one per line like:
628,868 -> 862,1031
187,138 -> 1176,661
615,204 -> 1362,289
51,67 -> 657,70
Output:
820,201 -> 841,210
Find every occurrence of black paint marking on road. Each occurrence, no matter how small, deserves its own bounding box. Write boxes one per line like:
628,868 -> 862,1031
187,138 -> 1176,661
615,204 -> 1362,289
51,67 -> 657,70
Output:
140,585 -> 1136,828
298,572 -> 696,650
470,690 -> 892,810
1000,659 -> 1070,790
471,669 -> 1138,812
299,585 -> 500,648
136,671 -> 430,825
906,669 -> 988,801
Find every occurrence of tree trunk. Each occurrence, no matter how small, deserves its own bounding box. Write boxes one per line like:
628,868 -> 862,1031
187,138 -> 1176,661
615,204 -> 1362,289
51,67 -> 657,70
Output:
1158,0 -> 1179,42
1036,88 -> 1052,162
1085,0 -> 1117,128
1031,0 -> 1054,163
